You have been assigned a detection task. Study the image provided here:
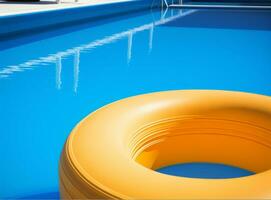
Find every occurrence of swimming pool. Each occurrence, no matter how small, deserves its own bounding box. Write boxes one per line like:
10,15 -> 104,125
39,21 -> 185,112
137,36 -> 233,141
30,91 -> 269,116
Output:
1,7 -> 271,199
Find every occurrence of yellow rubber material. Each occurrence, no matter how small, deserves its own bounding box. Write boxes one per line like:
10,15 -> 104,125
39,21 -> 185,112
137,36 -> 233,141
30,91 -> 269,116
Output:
59,90 -> 271,199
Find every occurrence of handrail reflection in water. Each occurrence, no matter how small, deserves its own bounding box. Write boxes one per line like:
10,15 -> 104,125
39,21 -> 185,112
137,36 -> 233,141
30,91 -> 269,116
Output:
0,9 -> 196,93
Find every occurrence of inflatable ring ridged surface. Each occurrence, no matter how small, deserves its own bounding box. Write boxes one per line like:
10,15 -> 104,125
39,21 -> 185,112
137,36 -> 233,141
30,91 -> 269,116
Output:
59,90 -> 271,199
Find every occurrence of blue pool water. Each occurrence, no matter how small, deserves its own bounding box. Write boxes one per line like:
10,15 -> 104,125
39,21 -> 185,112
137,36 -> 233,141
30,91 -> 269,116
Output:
157,162 -> 254,178
1,8 -> 271,199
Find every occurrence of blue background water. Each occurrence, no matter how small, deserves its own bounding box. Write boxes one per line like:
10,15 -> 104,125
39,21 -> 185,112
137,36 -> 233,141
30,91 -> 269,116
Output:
157,163 -> 254,178
0,8 -> 271,199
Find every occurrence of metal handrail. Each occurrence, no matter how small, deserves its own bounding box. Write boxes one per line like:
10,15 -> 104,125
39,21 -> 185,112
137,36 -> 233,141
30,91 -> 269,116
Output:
168,0 -> 271,9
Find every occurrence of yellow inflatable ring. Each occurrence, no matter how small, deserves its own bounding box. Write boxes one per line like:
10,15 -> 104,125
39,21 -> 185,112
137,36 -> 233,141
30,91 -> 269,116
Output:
59,90 -> 271,199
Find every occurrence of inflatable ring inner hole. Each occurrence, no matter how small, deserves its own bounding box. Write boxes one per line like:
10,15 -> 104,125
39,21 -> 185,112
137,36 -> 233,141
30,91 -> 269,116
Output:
131,117 -> 271,176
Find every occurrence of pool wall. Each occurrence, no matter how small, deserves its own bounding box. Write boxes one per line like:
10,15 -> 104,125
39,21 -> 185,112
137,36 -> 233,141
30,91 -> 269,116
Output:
0,0 -> 164,38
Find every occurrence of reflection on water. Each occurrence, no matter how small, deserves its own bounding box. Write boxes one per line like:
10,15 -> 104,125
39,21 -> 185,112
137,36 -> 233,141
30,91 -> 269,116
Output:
56,56 -> 62,90
74,50 -> 80,93
149,24 -> 154,53
127,32 -> 133,64
0,9 -> 196,93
